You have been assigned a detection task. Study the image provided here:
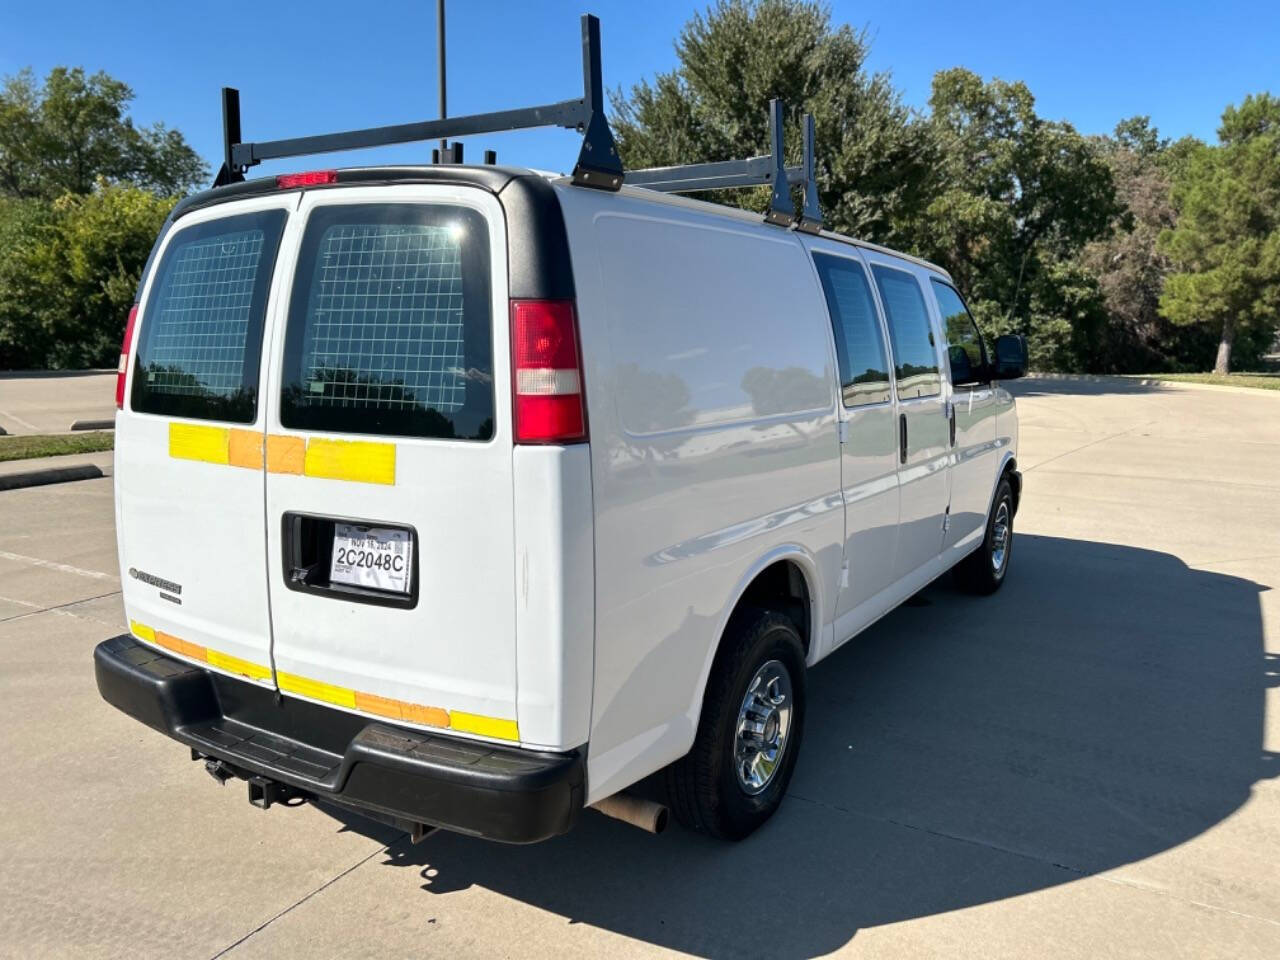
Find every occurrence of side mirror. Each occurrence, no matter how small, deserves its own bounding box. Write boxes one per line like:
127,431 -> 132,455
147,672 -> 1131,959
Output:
948,345 -> 978,386
992,334 -> 1028,380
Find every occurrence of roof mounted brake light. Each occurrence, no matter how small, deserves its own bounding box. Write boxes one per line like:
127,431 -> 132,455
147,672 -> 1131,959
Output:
276,170 -> 337,189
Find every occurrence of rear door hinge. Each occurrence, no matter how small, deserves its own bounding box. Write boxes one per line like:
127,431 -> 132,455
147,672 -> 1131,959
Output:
838,420 -> 849,445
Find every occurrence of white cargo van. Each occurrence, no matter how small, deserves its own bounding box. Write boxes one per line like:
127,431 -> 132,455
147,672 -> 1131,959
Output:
96,16 -> 1025,843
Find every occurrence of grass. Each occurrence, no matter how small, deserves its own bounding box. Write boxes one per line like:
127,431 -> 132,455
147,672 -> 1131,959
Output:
1128,372 -> 1280,391
0,431 -> 115,463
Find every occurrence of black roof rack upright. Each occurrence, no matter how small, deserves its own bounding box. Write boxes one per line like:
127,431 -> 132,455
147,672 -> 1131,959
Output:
213,14 -> 622,191
210,12 -> 824,231
626,101 -> 823,233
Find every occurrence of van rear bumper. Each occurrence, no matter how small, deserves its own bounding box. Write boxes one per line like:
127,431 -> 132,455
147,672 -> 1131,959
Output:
94,635 -> 584,844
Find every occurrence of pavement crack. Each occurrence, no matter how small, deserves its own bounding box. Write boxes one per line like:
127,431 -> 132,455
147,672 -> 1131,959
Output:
1023,421 -> 1157,474
0,589 -> 122,624
210,844 -> 391,959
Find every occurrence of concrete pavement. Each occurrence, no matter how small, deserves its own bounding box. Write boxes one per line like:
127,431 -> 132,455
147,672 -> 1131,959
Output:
1,378 -> 1277,959
0,371 -> 115,435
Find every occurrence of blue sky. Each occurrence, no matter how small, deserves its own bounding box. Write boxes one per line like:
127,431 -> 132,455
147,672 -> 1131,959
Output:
3,0 -> 1277,181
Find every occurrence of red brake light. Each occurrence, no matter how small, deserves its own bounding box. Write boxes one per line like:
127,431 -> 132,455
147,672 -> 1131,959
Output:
116,304 -> 139,410
510,299 -> 587,444
275,170 -> 337,189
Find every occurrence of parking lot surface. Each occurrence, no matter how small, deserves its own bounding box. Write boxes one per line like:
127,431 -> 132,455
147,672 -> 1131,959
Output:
2,378 -> 1277,959
0,371 -> 115,435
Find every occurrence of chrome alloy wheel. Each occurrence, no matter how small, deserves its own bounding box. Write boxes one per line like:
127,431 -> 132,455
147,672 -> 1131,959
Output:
734,659 -> 794,795
990,499 -> 1011,574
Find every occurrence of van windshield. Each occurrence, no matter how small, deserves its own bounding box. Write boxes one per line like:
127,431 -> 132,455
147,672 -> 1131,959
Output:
280,204 -> 495,441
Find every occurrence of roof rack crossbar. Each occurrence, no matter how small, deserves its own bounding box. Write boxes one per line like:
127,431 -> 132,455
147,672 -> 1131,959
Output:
212,14 -> 622,191
626,100 -> 822,231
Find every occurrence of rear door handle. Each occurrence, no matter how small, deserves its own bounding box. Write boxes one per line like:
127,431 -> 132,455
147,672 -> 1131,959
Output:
949,403 -> 956,447
899,413 -> 907,464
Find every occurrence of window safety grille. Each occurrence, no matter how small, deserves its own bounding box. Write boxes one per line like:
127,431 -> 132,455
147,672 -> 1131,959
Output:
296,224 -> 467,413
144,230 -> 265,397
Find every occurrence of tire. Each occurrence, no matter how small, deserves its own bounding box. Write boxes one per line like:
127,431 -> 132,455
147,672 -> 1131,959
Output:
666,608 -> 806,840
954,473 -> 1015,595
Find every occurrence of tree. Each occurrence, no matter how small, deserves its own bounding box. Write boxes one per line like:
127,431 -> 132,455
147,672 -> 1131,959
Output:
0,67 -> 207,200
915,69 -> 1121,370
1160,93 -> 1280,373
0,183 -> 174,368
610,0 -> 936,246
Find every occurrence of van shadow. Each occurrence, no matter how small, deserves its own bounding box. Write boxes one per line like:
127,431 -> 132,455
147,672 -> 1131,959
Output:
322,534 -> 1276,958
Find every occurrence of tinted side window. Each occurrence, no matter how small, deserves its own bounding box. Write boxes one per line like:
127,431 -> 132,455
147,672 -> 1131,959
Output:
281,204 -> 494,441
131,209 -> 287,423
930,279 -> 988,381
812,253 -> 891,406
871,265 -> 941,399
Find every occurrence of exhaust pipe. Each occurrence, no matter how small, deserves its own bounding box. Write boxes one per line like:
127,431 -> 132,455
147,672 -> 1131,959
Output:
590,793 -> 669,834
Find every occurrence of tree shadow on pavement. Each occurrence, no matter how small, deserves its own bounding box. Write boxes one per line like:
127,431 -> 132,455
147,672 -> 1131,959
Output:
322,534 -> 1276,958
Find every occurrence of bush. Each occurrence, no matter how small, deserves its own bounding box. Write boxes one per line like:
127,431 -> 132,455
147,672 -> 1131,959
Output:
0,183 -> 173,369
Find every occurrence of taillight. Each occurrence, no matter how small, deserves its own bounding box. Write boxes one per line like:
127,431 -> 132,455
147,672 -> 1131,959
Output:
510,299 -> 587,444
115,304 -> 139,410
275,170 -> 337,189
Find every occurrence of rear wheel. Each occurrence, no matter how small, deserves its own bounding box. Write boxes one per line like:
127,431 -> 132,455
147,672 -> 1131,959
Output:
666,609 -> 806,840
954,474 -> 1014,595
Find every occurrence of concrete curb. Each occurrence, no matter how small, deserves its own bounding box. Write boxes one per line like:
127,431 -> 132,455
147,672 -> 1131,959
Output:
0,464 -> 104,492
1024,372 -> 1280,396
69,419 -> 115,431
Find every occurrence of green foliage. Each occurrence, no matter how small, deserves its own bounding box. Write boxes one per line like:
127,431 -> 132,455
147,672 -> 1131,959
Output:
0,183 -> 175,368
610,0 -> 935,246
912,69 -> 1121,371
0,67 -> 207,200
1160,94 -> 1280,373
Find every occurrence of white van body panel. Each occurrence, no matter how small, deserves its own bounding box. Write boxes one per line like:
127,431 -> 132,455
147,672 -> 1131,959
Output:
115,193 -> 298,686
555,185 -> 844,802
257,184 -> 524,739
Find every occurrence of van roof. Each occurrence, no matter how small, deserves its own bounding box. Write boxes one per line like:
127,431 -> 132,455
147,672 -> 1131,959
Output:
167,163 -> 950,283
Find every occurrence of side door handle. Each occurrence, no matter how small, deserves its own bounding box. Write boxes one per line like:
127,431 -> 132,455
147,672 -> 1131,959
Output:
899,413 -> 908,465
948,402 -> 956,447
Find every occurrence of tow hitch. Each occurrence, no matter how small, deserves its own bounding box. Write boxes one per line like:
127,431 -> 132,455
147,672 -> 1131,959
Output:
194,750 -> 307,810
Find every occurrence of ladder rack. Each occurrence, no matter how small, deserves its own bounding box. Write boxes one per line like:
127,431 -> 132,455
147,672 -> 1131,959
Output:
209,12 -> 822,231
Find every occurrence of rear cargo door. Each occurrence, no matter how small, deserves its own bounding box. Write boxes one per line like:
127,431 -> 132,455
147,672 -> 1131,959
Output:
261,185 -> 521,743
116,196 -> 293,686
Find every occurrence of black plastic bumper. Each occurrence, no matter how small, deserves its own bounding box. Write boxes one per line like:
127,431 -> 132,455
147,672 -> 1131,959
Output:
94,635 -> 584,843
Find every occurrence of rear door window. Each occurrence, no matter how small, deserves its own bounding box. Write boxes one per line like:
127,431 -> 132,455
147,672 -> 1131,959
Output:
131,209 -> 287,422
280,204 -> 494,441
812,253 -> 892,406
871,265 -> 941,400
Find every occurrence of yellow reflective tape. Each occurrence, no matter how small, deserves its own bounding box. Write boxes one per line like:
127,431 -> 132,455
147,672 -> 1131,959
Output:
130,620 -> 155,643
303,438 -> 396,485
266,434 -> 306,474
156,630 -> 207,662
169,423 -> 230,464
449,711 -> 520,742
206,649 -> 272,681
227,429 -> 264,469
277,671 -> 357,708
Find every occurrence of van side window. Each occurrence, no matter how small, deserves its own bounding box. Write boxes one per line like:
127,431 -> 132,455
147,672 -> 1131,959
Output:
870,265 -> 941,400
130,209 -> 287,423
930,279 -> 988,384
812,253 -> 891,406
280,204 -> 495,441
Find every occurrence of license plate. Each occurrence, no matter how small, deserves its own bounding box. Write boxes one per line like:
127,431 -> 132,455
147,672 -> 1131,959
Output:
330,524 -> 413,594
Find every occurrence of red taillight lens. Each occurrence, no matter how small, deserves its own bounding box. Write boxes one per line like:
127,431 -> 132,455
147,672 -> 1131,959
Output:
115,304 -> 139,409
510,299 -> 587,444
275,170 -> 337,189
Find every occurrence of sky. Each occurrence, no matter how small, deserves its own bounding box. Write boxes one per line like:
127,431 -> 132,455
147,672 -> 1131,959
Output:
3,0 -> 1278,181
